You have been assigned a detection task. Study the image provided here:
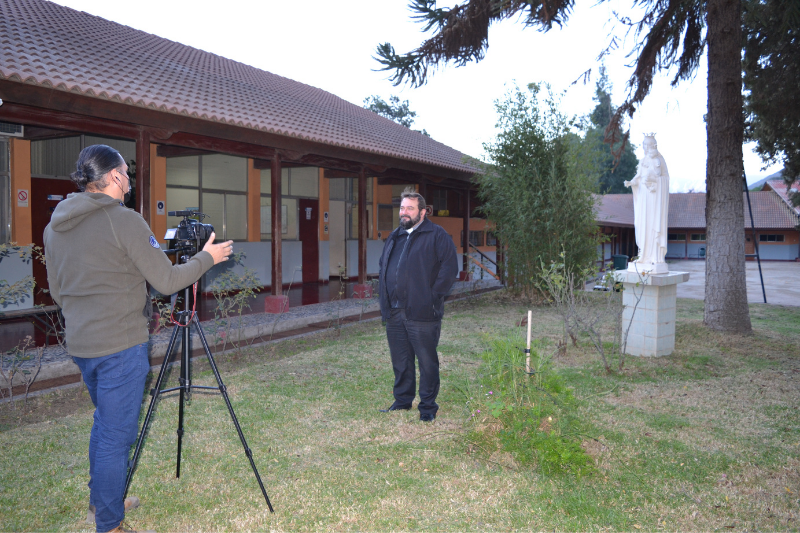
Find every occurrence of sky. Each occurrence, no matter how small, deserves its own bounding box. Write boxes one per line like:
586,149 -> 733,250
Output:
50,0 -> 783,192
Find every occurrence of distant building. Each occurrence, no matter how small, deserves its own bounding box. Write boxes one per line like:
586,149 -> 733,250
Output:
595,191 -> 800,263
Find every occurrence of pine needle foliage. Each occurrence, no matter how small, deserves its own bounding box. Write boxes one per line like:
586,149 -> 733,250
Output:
478,83 -> 600,296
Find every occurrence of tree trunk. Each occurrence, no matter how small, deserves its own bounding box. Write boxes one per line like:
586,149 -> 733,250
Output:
704,0 -> 752,332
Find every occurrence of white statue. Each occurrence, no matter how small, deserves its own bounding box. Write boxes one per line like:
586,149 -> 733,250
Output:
624,134 -> 670,274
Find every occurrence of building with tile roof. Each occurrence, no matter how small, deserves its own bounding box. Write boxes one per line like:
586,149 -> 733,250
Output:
762,178 -> 800,216
595,191 -> 800,263
0,0 -> 489,312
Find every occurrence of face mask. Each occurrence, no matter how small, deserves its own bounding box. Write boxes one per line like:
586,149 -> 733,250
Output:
116,171 -> 131,205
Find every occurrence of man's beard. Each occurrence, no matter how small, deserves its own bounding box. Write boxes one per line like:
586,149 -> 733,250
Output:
399,212 -> 421,229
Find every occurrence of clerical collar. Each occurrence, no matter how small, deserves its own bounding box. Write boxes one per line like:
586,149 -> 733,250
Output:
406,218 -> 424,234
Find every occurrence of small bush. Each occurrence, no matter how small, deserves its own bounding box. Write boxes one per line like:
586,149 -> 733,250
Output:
468,330 -> 594,475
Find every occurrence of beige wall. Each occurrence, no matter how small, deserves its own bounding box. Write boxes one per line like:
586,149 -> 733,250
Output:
9,138 -> 32,244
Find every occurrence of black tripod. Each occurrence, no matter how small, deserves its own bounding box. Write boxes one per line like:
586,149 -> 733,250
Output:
124,281 -> 274,512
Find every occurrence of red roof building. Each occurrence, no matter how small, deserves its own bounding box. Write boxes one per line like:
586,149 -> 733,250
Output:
0,0 -> 485,311
595,191 -> 800,263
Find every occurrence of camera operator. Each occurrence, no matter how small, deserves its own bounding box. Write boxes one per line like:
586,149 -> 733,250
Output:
43,145 -> 232,533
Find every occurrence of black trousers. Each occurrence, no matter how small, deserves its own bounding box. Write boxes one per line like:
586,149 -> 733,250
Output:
385,308 -> 442,416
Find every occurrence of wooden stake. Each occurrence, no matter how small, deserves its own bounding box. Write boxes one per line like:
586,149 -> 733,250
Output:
525,310 -> 532,374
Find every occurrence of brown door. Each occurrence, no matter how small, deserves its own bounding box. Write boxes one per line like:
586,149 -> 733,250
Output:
298,199 -> 319,284
31,178 -> 80,306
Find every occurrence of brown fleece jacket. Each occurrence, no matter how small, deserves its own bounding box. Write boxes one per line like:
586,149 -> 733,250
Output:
44,192 -> 214,358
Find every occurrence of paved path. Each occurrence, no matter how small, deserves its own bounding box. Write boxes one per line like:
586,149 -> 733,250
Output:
668,260 -> 800,307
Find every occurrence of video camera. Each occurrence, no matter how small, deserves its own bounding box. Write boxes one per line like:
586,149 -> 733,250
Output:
165,210 -> 214,259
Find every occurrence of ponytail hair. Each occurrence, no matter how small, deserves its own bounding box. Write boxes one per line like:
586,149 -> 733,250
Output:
70,145 -> 124,191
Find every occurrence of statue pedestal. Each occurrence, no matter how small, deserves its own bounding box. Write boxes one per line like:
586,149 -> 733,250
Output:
613,270 -> 690,357
627,261 -> 669,274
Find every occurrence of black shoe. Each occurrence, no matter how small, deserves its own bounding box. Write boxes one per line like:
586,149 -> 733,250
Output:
420,413 -> 436,422
379,403 -> 412,412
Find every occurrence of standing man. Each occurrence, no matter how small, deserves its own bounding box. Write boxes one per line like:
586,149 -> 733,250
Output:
377,188 -> 458,422
44,145 -> 232,533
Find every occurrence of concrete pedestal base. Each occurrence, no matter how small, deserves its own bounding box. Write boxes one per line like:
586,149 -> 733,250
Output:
353,284 -> 373,299
614,270 -> 690,357
264,295 -> 289,314
627,261 -> 669,274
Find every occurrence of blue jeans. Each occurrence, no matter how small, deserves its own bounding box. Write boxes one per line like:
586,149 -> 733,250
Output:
73,343 -> 149,533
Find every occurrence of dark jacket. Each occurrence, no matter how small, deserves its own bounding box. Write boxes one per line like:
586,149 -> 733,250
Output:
378,218 -> 459,321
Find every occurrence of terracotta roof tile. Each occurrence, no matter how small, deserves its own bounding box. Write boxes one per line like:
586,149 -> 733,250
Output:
763,179 -> 800,216
0,0 -> 478,174
595,191 -> 800,230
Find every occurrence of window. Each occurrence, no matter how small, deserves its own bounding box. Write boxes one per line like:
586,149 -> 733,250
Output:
166,154 -> 248,241
759,234 -> 785,242
0,138 -> 9,244
668,233 -> 686,241
378,204 -> 395,232
261,167 -> 319,198
690,233 -> 706,241
31,135 -> 136,177
432,189 -> 447,212
469,230 -> 483,247
328,177 -> 371,202
260,197 -> 297,240
486,231 -> 497,247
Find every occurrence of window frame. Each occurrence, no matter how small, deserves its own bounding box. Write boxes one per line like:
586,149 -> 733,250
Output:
165,154 -> 249,242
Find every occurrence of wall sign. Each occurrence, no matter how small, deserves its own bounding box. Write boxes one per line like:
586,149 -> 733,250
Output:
156,200 -> 165,215
305,207 -> 312,220
323,211 -> 329,223
17,189 -> 29,207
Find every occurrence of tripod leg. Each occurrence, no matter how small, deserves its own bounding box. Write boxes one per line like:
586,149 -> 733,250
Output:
176,321 -> 190,478
125,324 -> 182,498
192,314 -> 274,512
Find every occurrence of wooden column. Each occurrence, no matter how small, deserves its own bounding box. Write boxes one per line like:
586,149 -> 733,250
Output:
135,129 -> 151,222
265,154 -> 289,312
460,186 -> 471,280
353,166 -> 371,298
271,154 -> 282,295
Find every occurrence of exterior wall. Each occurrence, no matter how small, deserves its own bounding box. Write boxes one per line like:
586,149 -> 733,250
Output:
200,240 -> 303,290
666,243 -> 685,258
10,138 -> 32,244
746,230 -> 799,260
758,244 -> 798,260
346,240 -> 383,277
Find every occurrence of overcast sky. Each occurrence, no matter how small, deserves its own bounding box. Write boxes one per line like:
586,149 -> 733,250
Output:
51,0 -> 782,192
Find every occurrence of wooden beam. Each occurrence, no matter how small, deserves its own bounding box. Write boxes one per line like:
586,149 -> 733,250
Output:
271,153 -> 282,295
136,129 -> 151,222
462,185 -> 470,272
358,166 -> 367,285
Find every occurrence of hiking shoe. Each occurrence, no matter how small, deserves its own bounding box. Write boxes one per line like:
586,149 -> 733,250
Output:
87,496 -> 141,524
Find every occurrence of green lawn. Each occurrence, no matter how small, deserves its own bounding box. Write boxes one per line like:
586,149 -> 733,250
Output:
1,293 -> 798,531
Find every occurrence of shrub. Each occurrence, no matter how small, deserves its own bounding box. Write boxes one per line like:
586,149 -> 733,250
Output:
468,329 -> 594,475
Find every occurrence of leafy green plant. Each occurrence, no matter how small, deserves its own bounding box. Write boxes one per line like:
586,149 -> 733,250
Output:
469,329 -> 594,475
208,251 -> 261,353
0,243 -> 42,308
0,335 -> 43,408
478,82 -> 602,297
